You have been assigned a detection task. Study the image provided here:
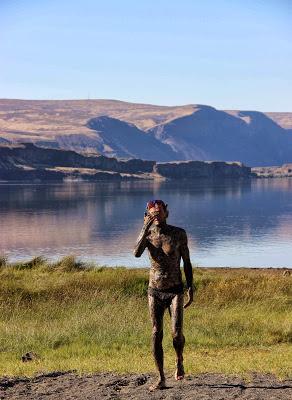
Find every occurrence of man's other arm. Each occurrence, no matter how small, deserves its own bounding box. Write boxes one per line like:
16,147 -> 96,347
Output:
180,230 -> 194,308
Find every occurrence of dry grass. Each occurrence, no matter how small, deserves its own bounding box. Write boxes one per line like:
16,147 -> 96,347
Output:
0,99 -> 195,141
0,256 -> 291,377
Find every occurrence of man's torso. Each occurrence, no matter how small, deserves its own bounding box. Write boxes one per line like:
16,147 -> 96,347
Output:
146,224 -> 186,291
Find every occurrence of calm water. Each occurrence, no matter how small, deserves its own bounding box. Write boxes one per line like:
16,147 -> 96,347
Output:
1,179 -> 292,268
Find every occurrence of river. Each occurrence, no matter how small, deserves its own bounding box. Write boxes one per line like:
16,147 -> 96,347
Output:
1,178 -> 292,268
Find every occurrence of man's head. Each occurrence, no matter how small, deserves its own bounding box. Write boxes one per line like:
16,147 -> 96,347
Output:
146,199 -> 168,225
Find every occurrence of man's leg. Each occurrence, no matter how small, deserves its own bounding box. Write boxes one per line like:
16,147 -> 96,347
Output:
148,294 -> 166,389
170,294 -> 185,380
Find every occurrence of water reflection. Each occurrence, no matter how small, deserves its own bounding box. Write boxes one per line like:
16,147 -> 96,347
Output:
0,179 -> 292,267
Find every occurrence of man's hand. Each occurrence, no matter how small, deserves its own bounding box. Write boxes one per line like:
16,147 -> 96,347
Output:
143,212 -> 156,230
184,287 -> 194,309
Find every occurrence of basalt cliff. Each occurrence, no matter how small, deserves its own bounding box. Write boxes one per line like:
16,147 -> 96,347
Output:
0,143 -> 251,181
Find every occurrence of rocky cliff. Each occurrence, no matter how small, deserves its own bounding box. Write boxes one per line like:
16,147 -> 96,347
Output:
0,143 -> 252,181
154,161 -> 251,179
0,143 -> 155,174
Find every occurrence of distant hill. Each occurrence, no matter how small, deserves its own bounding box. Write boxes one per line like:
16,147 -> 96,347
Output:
86,116 -> 178,160
0,99 -> 291,166
264,112 -> 292,130
149,106 -> 292,166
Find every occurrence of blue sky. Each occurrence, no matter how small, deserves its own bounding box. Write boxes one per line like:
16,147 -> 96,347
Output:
0,0 -> 291,110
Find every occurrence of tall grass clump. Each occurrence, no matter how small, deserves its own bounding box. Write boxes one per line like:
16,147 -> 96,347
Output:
50,255 -> 92,272
0,253 -> 8,268
0,257 -> 291,377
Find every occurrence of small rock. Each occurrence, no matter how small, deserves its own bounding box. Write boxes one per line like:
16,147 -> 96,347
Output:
21,351 -> 40,362
135,375 -> 149,386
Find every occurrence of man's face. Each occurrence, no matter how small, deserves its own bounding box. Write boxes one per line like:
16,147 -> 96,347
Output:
148,204 -> 167,225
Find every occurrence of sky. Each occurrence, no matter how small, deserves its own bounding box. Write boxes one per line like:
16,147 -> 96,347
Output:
0,0 -> 291,111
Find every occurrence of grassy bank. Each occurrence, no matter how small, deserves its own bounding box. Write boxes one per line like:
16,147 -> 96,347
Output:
0,256 -> 291,378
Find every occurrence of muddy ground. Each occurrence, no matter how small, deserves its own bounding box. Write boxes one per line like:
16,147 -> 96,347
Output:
0,371 -> 291,400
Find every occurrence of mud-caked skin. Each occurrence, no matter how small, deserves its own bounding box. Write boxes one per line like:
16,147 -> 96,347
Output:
147,224 -> 188,289
133,202 -> 193,390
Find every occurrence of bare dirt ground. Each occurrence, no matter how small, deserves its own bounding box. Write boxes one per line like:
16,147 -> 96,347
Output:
0,371 -> 291,400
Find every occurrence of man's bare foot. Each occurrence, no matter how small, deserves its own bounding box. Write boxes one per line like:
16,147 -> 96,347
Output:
175,361 -> 185,380
149,379 -> 166,391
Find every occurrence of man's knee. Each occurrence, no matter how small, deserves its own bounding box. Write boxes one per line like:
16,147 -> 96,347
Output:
152,326 -> 163,342
172,330 -> 185,345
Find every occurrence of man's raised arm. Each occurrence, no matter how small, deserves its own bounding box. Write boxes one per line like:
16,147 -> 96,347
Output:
133,214 -> 154,257
180,230 -> 194,308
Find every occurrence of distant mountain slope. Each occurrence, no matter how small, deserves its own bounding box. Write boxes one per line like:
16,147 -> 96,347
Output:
264,112 -> 292,130
149,106 -> 292,166
86,116 -> 178,160
0,99 -> 291,165
0,99 -> 194,136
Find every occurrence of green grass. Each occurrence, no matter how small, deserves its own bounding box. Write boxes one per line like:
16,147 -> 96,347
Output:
0,256 -> 291,378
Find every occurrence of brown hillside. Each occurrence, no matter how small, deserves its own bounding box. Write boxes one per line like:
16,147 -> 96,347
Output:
0,99 -> 291,165
0,99 -> 195,141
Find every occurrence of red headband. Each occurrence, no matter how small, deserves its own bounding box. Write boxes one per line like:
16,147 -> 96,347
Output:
146,200 -> 167,210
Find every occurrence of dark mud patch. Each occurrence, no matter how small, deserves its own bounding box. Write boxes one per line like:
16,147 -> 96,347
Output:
0,371 -> 291,399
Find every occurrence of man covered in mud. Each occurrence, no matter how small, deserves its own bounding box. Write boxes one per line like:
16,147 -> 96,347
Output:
133,199 -> 194,390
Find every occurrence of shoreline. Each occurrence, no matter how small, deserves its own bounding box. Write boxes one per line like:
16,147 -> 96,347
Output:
1,255 -> 292,271
1,371 -> 292,399
1,175 -> 292,184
